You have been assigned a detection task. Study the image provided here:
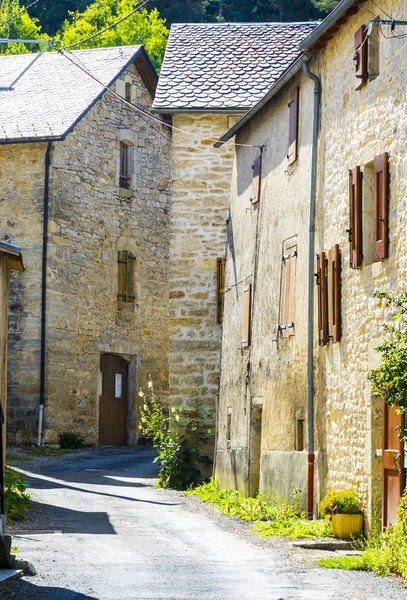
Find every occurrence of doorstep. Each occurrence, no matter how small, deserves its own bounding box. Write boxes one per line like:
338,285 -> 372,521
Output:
292,539 -> 356,551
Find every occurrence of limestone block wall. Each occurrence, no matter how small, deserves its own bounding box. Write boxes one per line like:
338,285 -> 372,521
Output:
214,74 -> 317,506
169,114 -> 238,465
2,62 -> 171,444
316,0 -> 407,524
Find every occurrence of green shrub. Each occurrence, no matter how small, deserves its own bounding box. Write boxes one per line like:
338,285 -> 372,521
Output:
4,467 -> 31,523
58,431 -> 85,449
319,489 -> 364,517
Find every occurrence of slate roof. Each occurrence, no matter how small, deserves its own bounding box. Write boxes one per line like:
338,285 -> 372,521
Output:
153,22 -> 318,113
0,45 -> 156,143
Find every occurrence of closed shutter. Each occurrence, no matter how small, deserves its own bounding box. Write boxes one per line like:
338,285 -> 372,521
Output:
251,156 -> 261,204
126,252 -> 135,302
288,88 -> 299,164
216,257 -> 226,323
331,244 -> 342,343
279,246 -> 297,338
317,252 -> 329,346
118,250 -> 135,302
374,152 -> 389,261
354,25 -> 367,90
349,166 -> 363,268
242,284 -> 252,348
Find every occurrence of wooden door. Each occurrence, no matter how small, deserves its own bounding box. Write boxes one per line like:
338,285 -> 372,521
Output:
99,354 -> 128,446
383,403 -> 405,527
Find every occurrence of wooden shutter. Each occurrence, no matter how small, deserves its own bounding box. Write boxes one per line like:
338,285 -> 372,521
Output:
317,252 -> 328,346
279,246 -> 297,338
118,250 -> 127,301
374,152 -> 389,261
216,257 -> 226,323
288,87 -> 299,164
331,244 -> 341,343
251,156 -> 261,204
354,25 -> 367,90
349,166 -> 363,268
126,252 -> 135,302
242,284 -> 252,348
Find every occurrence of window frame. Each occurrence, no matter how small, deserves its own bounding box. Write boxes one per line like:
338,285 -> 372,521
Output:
119,141 -> 132,189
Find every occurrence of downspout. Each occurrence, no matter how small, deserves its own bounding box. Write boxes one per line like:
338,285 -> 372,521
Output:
37,141 -> 52,446
302,56 -> 321,519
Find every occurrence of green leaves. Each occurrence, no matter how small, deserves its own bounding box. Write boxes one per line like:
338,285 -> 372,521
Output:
5,467 -> 31,523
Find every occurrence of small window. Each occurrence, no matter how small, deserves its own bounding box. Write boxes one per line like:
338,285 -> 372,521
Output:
115,373 -> 123,398
216,257 -> 226,324
226,412 -> 232,441
242,284 -> 252,348
287,88 -> 299,164
118,250 -> 135,303
279,245 -> 297,337
125,82 -> 132,102
119,141 -> 133,189
296,419 -> 305,451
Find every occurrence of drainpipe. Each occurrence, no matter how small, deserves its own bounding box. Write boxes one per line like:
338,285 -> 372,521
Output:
37,141 -> 52,446
302,55 -> 321,519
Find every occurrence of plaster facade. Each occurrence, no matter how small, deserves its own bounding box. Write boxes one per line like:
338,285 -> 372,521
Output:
1,61 -> 171,444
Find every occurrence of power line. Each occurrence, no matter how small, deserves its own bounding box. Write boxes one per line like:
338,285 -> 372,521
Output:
60,0 -> 152,51
58,49 -> 262,149
356,1 -> 377,18
370,0 -> 393,21
0,0 -> 43,28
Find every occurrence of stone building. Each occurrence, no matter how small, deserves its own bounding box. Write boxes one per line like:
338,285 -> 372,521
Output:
152,22 -> 317,467
0,46 -> 171,445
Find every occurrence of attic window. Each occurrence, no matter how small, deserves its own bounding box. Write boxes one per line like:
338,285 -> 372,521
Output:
125,82 -> 132,103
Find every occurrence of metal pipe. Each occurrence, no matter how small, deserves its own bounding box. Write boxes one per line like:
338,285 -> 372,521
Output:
302,56 -> 321,519
37,141 -> 52,446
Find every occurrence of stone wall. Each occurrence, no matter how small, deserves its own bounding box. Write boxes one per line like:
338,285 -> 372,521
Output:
169,114 -> 238,467
214,73 -> 318,507
2,61 -> 171,444
316,0 -> 407,525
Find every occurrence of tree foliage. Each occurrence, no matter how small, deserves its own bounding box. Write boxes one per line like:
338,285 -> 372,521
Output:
0,0 -> 48,54
311,0 -> 341,14
57,0 -> 168,69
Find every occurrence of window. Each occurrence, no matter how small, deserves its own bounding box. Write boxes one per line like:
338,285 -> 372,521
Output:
374,152 -> 389,261
125,82 -> 132,102
317,246 -> 341,346
216,257 -> 226,324
118,250 -> 135,303
242,284 -> 252,348
296,419 -> 305,451
348,166 -> 363,268
115,373 -> 123,398
226,412 -> 232,442
251,155 -> 261,204
316,251 -> 328,346
119,141 -> 133,189
354,25 -> 368,90
287,87 -> 299,164
362,161 -> 375,265
279,245 -> 297,338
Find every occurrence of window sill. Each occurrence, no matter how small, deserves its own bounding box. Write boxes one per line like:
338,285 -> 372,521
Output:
117,301 -> 135,311
117,186 -> 134,199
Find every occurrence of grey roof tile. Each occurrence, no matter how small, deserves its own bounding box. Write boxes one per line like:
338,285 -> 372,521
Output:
153,22 -> 318,112
0,45 -> 146,142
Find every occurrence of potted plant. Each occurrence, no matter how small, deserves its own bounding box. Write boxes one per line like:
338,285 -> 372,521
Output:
319,489 -> 364,539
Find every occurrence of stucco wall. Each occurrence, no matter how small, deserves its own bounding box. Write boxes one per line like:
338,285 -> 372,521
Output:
2,61 -> 171,444
214,72 -> 318,507
169,113 -> 239,468
316,0 -> 407,524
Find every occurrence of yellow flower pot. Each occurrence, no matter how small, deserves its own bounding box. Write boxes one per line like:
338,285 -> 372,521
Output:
331,514 -> 364,539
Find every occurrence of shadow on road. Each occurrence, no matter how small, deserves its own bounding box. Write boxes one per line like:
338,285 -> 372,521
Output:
0,579 -> 98,599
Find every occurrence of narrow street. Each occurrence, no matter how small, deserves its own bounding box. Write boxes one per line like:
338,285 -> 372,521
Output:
1,449 -> 406,600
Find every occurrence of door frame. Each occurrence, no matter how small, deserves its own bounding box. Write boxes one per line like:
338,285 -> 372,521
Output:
98,353 -> 132,446
382,402 -> 406,528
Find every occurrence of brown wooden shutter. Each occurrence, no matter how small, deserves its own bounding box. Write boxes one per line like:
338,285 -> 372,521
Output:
354,25 -> 367,90
374,152 -> 389,261
126,252 -> 135,302
317,252 -> 328,346
279,246 -> 297,338
216,257 -> 226,323
331,244 -> 341,343
118,250 -> 127,301
242,284 -> 252,348
251,156 -> 261,204
349,166 -> 363,268
288,87 -> 299,165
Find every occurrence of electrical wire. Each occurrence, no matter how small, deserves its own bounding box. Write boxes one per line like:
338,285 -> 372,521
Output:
58,49 -> 263,149
369,0 -> 394,20
0,0 -> 43,28
356,1 -> 377,18
60,0 -> 151,50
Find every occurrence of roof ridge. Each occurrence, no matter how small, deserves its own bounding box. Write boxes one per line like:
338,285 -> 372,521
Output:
171,22 -> 319,27
0,44 -> 142,60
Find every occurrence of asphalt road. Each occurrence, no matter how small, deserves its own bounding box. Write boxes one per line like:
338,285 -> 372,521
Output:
1,450 -> 407,600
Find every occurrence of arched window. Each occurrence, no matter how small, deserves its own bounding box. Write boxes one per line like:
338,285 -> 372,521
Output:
118,250 -> 135,303
119,141 -> 133,189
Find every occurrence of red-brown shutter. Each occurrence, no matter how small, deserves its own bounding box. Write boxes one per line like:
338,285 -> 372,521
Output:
251,156 -> 261,204
288,88 -> 299,164
354,25 -> 367,90
349,166 -> 363,268
242,284 -> 252,348
331,244 -> 341,343
317,252 -> 328,346
374,152 -> 389,261
216,257 -> 226,323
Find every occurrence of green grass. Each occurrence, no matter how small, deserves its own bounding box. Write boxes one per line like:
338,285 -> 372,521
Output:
186,479 -> 333,539
318,555 -> 366,571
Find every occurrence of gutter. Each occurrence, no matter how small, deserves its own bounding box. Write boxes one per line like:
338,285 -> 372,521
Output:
37,141 -> 52,446
152,107 -> 248,116
302,55 -> 321,519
